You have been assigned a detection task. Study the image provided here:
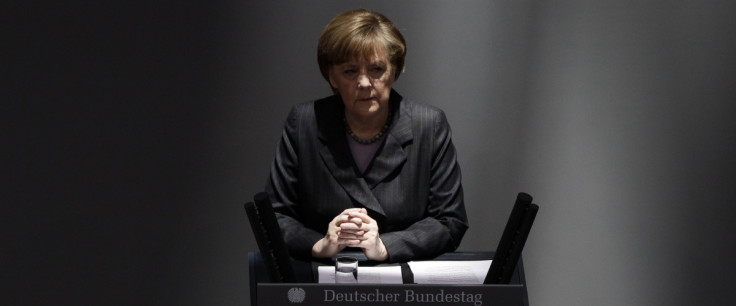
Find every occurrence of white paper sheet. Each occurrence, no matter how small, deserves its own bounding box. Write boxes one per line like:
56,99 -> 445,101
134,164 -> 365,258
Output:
318,266 -> 404,284
407,260 -> 492,284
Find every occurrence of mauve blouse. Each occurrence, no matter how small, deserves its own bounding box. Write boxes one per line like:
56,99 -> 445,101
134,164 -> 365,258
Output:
346,133 -> 386,174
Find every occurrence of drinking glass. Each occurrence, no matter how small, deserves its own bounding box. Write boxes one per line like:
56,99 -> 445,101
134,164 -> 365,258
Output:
335,256 -> 358,283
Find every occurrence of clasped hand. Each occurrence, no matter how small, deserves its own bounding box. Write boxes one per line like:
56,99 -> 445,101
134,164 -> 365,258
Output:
311,208 -> 388,261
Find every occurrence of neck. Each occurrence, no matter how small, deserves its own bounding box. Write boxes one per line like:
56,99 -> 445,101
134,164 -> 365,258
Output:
345,109 -> 390,139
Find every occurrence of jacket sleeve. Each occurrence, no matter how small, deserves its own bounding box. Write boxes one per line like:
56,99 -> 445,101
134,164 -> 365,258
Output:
380,110 -> 469,262
265,105 -> 324,259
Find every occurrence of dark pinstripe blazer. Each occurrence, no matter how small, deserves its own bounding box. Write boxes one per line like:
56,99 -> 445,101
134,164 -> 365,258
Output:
266,90 -> 468,263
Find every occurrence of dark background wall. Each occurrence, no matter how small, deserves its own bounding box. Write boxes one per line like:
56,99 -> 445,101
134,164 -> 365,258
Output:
6,1 -> 735,305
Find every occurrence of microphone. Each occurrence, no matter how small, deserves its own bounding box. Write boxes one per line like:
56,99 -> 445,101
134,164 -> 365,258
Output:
484,192 -> 539,284
244,192 -> 296,282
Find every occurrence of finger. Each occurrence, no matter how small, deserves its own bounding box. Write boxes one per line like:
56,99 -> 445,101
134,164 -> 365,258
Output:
335,214 -> 358,226
341,208 -> 365,215
338,230 -> 366,237
347,238 -> 376,248
347,214 -> 378,232
335,233 -> 364,242
339,222 -> 362,231
350,217 -> 363,226
337,216 -> 362,225
338,234 -> 366,241
344,239 -> 362,246
347,211 -> 373,223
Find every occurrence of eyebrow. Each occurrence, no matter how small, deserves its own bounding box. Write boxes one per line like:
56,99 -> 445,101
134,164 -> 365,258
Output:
340,60 -> 387,66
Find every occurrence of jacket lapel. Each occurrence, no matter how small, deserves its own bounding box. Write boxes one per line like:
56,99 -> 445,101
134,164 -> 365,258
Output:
315,96 -> 386,216
363,95 -> 413,189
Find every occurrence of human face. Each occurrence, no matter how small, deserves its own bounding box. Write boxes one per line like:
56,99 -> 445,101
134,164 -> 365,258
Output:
328,50 -> 394,120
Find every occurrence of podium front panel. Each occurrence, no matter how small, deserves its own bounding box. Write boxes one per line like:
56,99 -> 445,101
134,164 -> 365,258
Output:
258,283 -> 526,306
249,252 -> 530,306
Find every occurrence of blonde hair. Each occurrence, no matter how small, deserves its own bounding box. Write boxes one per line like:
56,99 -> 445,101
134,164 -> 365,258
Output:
317,9 -> 407,84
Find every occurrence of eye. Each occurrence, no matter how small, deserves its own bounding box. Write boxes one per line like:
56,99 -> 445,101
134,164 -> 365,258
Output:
369,65 -> 387,77
343,69 -> 358,76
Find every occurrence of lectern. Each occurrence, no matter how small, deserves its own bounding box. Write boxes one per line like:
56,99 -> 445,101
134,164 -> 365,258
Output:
245,192 -> 537,305
248,251 -> 530,306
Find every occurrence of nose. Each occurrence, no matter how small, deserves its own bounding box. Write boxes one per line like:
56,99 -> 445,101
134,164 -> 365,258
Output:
357,73 -> 371,88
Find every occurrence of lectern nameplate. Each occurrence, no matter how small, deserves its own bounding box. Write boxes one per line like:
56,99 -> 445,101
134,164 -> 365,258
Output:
258,283 -> 526,306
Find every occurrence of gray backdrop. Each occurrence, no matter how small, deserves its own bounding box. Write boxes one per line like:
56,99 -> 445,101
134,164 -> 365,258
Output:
7,0 -> 736,305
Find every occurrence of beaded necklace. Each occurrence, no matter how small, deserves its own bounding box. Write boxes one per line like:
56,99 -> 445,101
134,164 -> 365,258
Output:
343,111 -> 392,145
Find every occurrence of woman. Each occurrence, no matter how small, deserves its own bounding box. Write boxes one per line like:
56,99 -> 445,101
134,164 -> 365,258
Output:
266,9 -> 468,263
